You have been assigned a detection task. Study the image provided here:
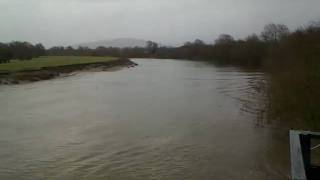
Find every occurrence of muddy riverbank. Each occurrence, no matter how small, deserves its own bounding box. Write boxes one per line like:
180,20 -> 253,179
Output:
0,58 -> 137,84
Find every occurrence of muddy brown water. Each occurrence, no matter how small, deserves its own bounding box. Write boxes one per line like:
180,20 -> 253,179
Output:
0,59 -> 289,180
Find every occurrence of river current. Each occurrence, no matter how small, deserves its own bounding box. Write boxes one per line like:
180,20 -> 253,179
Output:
0,59 -> 289,179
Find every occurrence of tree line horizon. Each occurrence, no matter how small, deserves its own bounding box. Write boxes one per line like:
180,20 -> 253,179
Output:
0,22 -> 301,66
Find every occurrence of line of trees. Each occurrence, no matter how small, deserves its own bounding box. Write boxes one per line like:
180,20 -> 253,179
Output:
0,22 -> 313,68
161,23 -> 290,66
46,46 -> 147,57
0,23 -> 294,67
266,21 -> 320,129
42,23 -> 292,67
0,42 -> 45,63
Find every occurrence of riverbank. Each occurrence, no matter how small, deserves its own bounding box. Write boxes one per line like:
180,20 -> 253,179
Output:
0,57 -> 137,84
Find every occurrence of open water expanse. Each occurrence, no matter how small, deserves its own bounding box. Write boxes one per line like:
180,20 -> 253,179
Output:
0,59 -> 289,179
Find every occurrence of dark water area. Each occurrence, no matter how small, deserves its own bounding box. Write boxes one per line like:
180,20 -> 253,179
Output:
0,59 -> 289,179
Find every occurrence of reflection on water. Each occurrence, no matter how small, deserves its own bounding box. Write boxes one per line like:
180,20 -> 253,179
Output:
216,69 -> 269,126
0,59 -> 289,180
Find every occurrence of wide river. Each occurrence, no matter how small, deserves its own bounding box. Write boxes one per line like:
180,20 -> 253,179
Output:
0,59 -> 289,179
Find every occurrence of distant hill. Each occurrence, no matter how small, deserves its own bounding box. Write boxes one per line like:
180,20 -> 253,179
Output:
74,38 -> 148,49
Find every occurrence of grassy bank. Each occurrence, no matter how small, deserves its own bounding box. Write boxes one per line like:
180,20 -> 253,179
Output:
0,56 -> 117,73
0,56 -> 136,84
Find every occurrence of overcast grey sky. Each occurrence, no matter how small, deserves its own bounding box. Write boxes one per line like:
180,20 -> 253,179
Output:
1,0 -> 320,47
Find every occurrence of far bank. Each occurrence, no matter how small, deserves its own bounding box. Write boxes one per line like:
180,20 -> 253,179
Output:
0,56 -> 137,84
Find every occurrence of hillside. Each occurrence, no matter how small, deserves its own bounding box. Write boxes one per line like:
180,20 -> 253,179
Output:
74,38 -> 147,48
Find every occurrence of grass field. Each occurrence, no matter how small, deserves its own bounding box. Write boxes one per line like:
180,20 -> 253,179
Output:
0,56 -> 117,72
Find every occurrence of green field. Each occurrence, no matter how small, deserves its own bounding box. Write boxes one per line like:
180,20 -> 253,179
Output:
0,56 -> 117,72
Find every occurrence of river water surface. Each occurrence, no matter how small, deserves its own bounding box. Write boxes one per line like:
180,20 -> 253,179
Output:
0,59 -> 289,179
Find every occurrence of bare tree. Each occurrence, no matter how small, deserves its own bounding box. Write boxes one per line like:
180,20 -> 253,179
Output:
146,41 -> 158,54
215,34 -> 234,45
261,23 -> 290,43
0,43 -> 12,63
34,43 -> 46,57
183,41 -> 192,47
245,33 -> 260,42
194,39 -> 205,45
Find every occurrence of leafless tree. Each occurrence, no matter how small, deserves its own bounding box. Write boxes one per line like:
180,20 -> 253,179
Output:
146,41 -> 158,54
245,33 -> 260,42
260,23 -> 290,43
215,34 -> 234,45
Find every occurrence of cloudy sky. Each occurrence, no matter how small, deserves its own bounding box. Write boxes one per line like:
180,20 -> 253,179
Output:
1,0 -> 320,47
